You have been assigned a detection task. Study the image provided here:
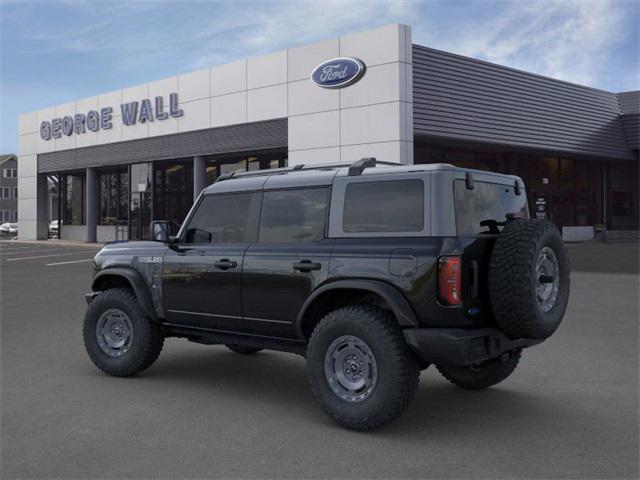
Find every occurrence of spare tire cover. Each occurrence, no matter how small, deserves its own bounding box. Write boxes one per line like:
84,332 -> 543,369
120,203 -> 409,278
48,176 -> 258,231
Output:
489,219 -> 570,339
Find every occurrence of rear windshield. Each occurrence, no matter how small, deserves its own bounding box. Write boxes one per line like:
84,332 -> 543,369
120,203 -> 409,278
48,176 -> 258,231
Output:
454,179 -> 529,236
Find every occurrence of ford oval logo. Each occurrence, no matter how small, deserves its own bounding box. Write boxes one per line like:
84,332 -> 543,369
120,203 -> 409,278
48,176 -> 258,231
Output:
311,57 -> 366,89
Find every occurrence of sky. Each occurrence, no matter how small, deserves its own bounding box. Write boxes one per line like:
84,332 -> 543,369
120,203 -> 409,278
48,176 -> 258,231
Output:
1,0 -> 638,153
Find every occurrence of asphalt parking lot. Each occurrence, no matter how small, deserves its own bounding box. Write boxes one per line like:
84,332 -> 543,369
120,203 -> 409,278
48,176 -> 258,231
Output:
1,240 -> 638,479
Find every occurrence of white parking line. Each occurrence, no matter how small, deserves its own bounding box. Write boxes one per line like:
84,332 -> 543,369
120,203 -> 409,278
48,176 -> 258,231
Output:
6,251 -> 97,262
0,248 -> 85,257
0,245 -> 44,251
46,258 -> 94,266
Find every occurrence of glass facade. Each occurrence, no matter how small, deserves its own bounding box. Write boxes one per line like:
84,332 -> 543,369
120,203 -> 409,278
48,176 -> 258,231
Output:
206,151 -> 286,185
61,173 -> 85,225
154,160 -> 193,226
98,169 -> 128,225
414,140 -> 638,230
129,163 -> 153,241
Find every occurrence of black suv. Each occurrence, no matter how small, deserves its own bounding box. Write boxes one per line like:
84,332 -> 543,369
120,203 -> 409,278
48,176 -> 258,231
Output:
83,158 -> 570,430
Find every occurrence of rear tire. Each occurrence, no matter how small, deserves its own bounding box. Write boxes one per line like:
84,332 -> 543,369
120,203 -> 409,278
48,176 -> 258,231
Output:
306,306 -> 419,431
83,288 -> 164,377
489,219 -> 570,339
436,349 -> 522,390
225,344 -> 263,355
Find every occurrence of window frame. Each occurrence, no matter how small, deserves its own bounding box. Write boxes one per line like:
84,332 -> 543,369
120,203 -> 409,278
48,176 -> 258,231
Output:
257,186 -> 331,244
178,191 -> 262,245
329,173 -> 431,238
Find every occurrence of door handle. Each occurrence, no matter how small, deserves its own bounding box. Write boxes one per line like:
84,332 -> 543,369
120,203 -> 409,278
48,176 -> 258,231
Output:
293,260 -> 321,272
214,259 -> 238,270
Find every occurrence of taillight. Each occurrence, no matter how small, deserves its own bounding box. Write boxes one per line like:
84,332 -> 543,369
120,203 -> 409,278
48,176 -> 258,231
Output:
439,256 -> 461,305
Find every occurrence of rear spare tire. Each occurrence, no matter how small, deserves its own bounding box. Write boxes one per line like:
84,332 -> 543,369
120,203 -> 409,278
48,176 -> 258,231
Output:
489,219 -> 569,340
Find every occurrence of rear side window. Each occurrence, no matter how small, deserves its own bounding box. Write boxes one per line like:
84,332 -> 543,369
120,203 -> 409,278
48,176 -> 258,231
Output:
454,180 -> 529,236
259,188 -> 329,243
343,179 -> 424,233
184,192 -> 260,244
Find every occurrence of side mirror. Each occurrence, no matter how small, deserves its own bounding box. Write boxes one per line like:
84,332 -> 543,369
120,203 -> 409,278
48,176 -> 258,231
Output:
151,221 -> 180,243
151,221 -> 170,243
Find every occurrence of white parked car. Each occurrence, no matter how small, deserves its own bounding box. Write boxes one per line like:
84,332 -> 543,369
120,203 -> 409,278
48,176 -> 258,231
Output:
0,223 -> 18,235
49,220 -> 60,238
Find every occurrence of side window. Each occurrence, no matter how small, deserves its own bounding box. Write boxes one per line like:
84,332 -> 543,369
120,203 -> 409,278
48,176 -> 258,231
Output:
183,192 -> 260,244
343,179 -> 424,233
259,188 -> 329,243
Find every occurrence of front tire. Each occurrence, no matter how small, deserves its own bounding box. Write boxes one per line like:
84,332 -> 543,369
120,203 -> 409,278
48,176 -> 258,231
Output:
306,306 -> 419,431
436,349 -> 522,390
83,288 -> 164,377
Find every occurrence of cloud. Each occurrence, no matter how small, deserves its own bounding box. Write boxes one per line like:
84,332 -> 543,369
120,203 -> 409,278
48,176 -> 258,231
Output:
414,0 -> 637,89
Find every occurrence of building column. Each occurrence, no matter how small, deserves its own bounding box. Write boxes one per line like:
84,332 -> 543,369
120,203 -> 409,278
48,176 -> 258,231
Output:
35,173 -> 49,239
86,167 -> 97,243
193,156 -> 207,203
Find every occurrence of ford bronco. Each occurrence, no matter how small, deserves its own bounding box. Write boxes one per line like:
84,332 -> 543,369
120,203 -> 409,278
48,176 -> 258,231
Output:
83,158 -> 570,430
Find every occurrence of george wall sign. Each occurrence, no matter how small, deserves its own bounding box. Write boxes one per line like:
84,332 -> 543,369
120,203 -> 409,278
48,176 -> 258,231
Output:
40,93 -> 184,140
311,57 -> 366,89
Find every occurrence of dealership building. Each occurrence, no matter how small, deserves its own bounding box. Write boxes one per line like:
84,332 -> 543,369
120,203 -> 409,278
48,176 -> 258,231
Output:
17,24 -> 639,242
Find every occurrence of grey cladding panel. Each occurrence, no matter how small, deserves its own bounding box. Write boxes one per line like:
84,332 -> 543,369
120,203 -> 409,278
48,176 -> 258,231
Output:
412,45 -> 633,160
38,119 -> 287,173
617,91 -> 639,114
619,114 -> 639,150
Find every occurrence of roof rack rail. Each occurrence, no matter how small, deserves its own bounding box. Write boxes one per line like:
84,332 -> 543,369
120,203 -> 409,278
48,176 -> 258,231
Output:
214,158 -> 399,182
348,157 -> 377,176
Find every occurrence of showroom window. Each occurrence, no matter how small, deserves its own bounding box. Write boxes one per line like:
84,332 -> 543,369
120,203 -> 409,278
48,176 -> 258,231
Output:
61,173 -> 85,225
205,150 -> 287,185
98,169 -> 129,225
611,191 -> 633,217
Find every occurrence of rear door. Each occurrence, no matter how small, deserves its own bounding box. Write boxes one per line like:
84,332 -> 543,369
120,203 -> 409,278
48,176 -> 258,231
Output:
241,186 -> 333,339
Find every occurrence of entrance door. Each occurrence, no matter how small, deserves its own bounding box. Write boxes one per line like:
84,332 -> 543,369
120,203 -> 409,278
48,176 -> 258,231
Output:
162,191 -> 261,331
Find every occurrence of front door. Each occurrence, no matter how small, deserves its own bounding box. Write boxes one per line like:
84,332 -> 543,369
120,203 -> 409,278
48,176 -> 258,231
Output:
242,187 -> 332,339
162,191 -> 261,331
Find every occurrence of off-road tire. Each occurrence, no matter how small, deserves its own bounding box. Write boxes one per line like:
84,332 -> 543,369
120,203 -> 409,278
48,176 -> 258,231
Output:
83,288 -> 164,377
489,218 -> 570,339
225,344 -> 263,355
436,349 -> 522,390
306,306 -> 420,431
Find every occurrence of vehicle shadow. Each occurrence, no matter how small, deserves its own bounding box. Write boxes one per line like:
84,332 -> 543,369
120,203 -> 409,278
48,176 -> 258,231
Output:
137,346 -> 571,436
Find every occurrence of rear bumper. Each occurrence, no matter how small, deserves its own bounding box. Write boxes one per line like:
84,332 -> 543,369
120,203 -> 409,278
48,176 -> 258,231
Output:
403,327 -> 541,367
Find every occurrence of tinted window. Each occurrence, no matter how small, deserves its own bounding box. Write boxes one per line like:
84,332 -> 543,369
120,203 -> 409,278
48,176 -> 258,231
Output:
343,180 -> 424,233
259,188 -> 329,243
184,192 -> 260,244
454,180 -> 529,236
